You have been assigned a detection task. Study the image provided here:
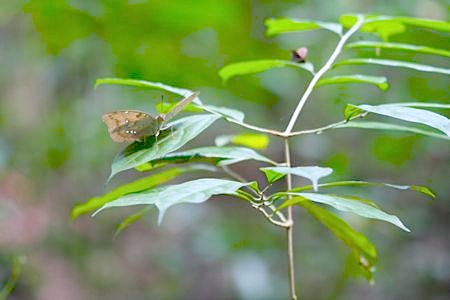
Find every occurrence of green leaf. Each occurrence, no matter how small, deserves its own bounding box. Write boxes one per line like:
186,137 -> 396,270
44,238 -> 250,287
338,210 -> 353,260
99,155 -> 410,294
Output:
95,77 -> 245,122
334,58 -> 450,75
344,105 -> 364,119
0,256 -> 24,300
265,18 -> 342,37
280,193 -> 410,232
301,201 -> 377,268
93,178 -> 248,225
136,146 -> 277,171
340,14 -> 450,40
215,133 -> 270,150
336,121 -> 450,140
71,165 -> 212,219
109,114 -> 220,180
316,75 -> 389,91
346,104 -> 450,137
261,166 -> 333,190
156,102 -> 202,114
114,207 -> 152,238
219,60 -> 314,83
289,180 -> 435,199
347,41 -> 450,58
95,77 -> 194,96
390,102 -> 450,109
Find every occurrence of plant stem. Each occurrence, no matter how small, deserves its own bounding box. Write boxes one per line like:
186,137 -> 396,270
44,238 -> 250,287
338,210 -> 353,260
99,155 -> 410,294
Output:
226,117 -> 285,136
280,17 -> 364,300
283,16 -> 364,135
284,137 -> 297,300
222,166 -> 290,227
255,205 -> 289,228
287,112 -> 367,137
221,165 -> 247,183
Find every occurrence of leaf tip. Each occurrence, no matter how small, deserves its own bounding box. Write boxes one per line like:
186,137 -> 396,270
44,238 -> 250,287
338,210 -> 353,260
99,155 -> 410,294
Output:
94,78 -> 106,89
398,220 -> 411,232
218,69 -> 229,85
379,82 -> 390,91
91,207 -> 104,218
70,208 -> 79,221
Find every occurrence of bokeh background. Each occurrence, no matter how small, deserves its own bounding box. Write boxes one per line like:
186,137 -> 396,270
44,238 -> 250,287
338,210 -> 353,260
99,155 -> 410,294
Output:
0,0 -> 449,299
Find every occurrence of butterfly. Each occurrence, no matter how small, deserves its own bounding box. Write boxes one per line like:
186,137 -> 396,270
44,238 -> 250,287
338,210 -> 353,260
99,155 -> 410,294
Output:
102,91 -> 200,143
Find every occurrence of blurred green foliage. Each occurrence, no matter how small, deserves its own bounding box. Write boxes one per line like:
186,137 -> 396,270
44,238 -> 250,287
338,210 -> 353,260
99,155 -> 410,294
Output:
0,0 -> 449,299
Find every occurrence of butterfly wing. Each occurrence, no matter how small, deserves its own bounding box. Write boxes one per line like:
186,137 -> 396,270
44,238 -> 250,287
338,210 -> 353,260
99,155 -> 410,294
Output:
163,91 -> 200,122
102,110 -> 162,143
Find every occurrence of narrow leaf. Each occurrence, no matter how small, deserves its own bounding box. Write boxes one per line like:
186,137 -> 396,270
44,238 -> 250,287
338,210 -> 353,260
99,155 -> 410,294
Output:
334,58 -> 450,75
95,78 -> 193,97
336,121 -> 450,140
261,166 -> 333,190
109,114 -> 220,180
0,256 -> 23,300
301,201 -> 377,264
156,102 -> 202,114
347,104 -> 450,137
71,166 -> 211,219
95,77 -> 245,122
136,146 -> 277,171
281,193 -> 410,231
114,207 -> 152,238
265,18 -> 342,37
93,178 -> 248,225
391,102 -> 450,109
340,14 -> 450,40
219,60 -> 314,83
316,75 -> 390,91
289,180 -> 435,198
347,41 -> 450,58
215,133 -> 270,150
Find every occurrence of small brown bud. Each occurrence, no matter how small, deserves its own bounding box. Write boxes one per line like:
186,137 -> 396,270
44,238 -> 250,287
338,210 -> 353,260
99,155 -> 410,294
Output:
291,47 -> 308,63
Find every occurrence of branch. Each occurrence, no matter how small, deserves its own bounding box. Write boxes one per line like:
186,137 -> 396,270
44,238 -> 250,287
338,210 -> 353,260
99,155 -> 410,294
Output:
255,205 -> 290,228
226,118 -> 285,137
222,166 -> 289,226
283,15 -> 364,135
284,137 -> 297,300
287,112 -> 367,137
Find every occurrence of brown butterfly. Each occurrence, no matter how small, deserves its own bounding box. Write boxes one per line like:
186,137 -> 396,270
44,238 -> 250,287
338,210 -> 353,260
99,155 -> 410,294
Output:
102,91 -> 200,143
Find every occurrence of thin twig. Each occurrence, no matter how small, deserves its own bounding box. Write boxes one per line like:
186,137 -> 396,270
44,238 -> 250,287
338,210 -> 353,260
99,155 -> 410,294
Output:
255,205 -> 290,228
266,203 -> 288,223
287,112 -> 367,137
222,165 -> 247,183
222,166 -> 289,225
222,165 -> 260,198
283,15 -> 364,135
226,118 -> 285,136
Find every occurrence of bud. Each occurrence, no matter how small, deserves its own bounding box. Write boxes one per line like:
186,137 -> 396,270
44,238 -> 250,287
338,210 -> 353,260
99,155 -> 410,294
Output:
291,47 -> 308,63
